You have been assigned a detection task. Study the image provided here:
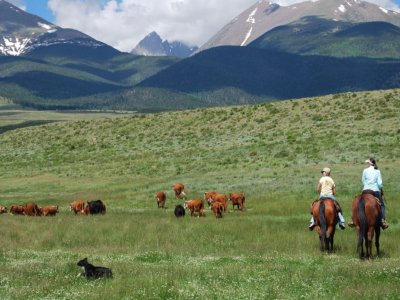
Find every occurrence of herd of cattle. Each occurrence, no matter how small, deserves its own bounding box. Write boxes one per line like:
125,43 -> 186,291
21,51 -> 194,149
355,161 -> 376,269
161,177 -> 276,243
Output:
163,183 -> 245,218
0,199 -> 106,216
0,183 -> 245,219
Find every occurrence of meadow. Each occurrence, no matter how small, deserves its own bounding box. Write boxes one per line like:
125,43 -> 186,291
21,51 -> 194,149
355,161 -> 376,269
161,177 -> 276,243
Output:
0,89 -> 399,299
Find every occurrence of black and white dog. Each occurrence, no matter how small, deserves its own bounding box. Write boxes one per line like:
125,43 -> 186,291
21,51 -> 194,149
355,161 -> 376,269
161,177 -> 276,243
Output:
77,258 -> 113,279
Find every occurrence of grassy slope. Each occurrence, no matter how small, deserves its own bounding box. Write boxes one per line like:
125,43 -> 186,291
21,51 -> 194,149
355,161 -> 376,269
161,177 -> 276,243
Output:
0,89 -> 399,299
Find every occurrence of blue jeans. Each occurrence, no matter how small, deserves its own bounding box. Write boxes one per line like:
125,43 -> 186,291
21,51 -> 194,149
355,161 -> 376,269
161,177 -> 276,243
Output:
368,190 -> 386,220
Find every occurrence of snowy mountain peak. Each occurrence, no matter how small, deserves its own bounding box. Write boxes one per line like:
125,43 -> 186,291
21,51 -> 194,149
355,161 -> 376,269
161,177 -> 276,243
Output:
199,0 -> 400,52
0,0 -> 115,56
131,31 -> 198,58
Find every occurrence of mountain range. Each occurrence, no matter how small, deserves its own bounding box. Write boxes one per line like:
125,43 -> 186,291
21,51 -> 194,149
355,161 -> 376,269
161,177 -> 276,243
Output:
199,0 -> 400,52
0,0 -> 400,112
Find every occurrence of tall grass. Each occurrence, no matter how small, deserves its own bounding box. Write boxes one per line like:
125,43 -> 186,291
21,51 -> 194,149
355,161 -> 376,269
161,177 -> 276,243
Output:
0,89 -> 399,299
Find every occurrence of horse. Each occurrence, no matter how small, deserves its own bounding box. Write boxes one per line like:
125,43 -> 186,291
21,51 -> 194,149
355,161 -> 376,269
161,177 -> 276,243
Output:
351,192 -> 381,259
311,199 -> 338,253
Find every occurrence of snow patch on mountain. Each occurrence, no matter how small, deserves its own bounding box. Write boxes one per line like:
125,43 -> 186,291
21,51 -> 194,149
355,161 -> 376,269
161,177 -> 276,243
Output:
379,7 -> 389,14
0,36 -> 31,56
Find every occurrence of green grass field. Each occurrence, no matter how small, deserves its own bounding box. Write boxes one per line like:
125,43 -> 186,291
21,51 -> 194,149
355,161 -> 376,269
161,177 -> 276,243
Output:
0,90 -> 399,299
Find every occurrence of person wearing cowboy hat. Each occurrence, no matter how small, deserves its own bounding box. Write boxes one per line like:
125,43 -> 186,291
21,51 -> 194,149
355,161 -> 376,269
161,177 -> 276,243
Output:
309,167 -> 346,230
349,158 -> 388,229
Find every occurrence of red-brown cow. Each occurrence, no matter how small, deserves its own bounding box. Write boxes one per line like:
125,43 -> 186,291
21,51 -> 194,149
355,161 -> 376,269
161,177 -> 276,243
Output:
184,199 -> 205,217
0,205 -> 7,214
24,202 -> 41,216
205,192 -> 227,211
41,205 -> 59,216
155,192 -> 166,208
70,200 -> 85,215
229,193 -> 245,210
172,183 -> 186,199
9,205 -> 24,215
211,201 -> 224,218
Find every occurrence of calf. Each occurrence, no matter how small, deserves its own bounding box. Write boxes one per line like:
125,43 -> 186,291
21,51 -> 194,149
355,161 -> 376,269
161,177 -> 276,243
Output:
211,201 -> 224,219
70,200 -> 85,215
77,258 -> 112,279
184,199 -> 205,217
9,205 -> 24,215
155,192 -> 166,209
23,202 -> 41,216
41,205 -> 59,216
174,204 -> 185,217
172,183 -> 186,199
0,205 -> 7,214
229,193 -> 245,210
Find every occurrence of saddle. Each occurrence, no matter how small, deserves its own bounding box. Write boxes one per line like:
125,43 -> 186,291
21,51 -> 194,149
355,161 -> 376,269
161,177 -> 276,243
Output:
361,190 -> 381,206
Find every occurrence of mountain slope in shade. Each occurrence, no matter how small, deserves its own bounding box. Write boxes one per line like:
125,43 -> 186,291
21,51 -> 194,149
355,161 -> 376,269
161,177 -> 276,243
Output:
131,31 -> 198,58
199,0 -> 400,52
0,0 -> 117,56
249,17 -> 400,58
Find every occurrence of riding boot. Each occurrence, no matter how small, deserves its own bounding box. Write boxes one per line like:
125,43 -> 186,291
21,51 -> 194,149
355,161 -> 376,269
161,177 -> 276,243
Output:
381,219 -> 389,230
338,212 -> 345,230
309,216 -> 316,231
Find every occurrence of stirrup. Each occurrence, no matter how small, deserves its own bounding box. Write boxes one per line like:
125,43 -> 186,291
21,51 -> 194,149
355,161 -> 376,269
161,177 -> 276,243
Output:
348,221 -> 355,228
309,223 -> 315,231
381,220 -> 389,230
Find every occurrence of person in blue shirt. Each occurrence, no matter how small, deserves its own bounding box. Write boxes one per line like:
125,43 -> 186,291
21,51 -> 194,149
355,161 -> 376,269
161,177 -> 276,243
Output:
349,158 -> 388,229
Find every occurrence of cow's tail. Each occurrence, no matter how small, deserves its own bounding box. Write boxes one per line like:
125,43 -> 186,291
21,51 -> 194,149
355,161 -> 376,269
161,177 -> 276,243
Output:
318,201 -> 327,239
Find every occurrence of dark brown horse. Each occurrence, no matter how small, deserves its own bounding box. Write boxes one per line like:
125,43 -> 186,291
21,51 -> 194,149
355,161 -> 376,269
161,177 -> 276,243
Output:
351,193 -> 381,259
311,199 -> 338,253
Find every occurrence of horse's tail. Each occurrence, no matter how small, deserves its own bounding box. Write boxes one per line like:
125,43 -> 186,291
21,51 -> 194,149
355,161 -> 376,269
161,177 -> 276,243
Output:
318,201 -> 327,238
358,198 -> 367,235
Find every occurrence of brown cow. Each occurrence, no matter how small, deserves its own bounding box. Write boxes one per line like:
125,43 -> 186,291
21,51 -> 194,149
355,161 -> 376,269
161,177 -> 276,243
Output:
211,201 -> 224,218
0,205 -> 7,214
70,200 -> 85,215
24,202 -> 41,216
9,205 -> 24,215
205,192 -> 227,211
229,193 -> 245,210
172,183 -> 186,199
155,192 -> 166,208
41,205 -> 59,216
184,199 -> 205,217
204,191 -> 217,206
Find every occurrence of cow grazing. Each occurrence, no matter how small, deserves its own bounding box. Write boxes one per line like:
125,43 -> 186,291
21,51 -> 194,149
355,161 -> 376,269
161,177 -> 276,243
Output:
204,191 -> 217,207
155,192 -> 166,209
184,199 -> 205,217
23,202 -> 41,216
83,200 -> 106,215
9,205 -> 24,215
77,258 -> 112,279
229,193 -> 245,210
205,192 -> 228,211
70,200 -> 85,215
0,205 -> 7,214
41,205 -> 59,216
211,201 -> 224,219
172,183 -> 186,199
174,204 -> 185,218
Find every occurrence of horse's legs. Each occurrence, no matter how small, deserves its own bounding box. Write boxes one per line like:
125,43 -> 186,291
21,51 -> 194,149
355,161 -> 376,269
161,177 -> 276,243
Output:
357,230 -> 364,258
367,229 -> 374,259
375,226 -> 381,257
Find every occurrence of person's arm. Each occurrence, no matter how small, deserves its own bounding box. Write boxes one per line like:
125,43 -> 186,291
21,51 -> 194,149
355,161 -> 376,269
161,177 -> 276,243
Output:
332,185 -> 336,196
377,170 -> 383,190
317,182 -> 321,194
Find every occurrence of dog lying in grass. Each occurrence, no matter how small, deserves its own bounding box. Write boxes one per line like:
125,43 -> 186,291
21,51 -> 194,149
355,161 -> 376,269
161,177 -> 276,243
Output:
77,258 -> 113,279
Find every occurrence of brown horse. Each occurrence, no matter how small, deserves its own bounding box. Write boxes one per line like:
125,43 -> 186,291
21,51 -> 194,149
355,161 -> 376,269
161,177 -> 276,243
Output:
351,193 -> 381,259
311,199 -> 338,253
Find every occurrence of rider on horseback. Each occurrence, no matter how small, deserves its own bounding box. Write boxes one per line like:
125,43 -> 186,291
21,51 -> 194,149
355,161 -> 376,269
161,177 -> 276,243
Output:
309,167 -> 346,230
348,158 -> 389,230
